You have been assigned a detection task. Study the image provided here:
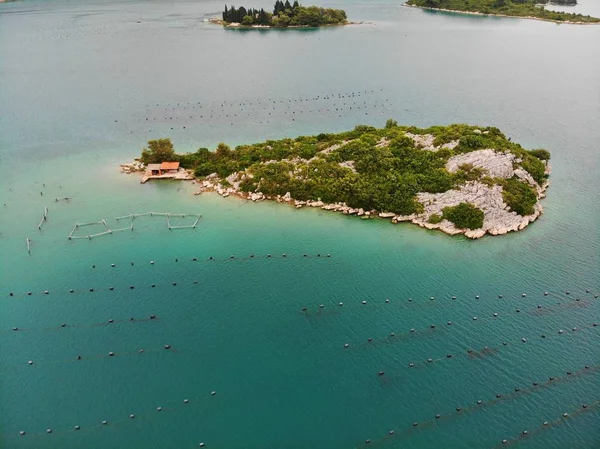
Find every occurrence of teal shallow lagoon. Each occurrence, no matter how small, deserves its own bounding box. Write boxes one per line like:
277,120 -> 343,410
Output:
1,0 -> 599,448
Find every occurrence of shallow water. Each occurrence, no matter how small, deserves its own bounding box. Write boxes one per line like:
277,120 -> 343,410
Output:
1,0 -> 599,448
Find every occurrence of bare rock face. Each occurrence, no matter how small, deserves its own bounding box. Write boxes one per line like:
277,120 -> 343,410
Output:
404,133 -> 459,151
414,181 -> 542,237
446,149 -> 516,178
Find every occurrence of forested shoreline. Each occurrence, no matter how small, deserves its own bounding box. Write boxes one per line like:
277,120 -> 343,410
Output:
406,0 -> 600,23
220,0 -> 347,27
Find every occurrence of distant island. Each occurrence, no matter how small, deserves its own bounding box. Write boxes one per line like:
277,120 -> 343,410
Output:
133,122 -> 551,239
405,0 -> 600,24
211,0 -> 348,28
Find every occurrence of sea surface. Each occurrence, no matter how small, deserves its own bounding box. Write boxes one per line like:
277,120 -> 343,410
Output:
1,0 -> 599,448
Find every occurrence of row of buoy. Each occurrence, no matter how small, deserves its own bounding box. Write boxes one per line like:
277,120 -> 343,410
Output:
338,313 -> 599,351
301,289 -> 598,311
372,322 -> 598,375
3,315 -> 159,335
495,400 -> 600,447
5,281 -> 200,298
361,364 -> 598,447
9,390 -> 217,442
19,343 -> 176,369
142,89 -> 385,110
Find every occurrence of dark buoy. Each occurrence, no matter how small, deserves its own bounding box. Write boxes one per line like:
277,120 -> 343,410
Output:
378,371 -> 384,376
514,387 -> 520,392
150,315 -> 156,319
410,328 -> 415,333
430,324 -> 435,329
496,394 -> 502,398
385,299 -> 389,303
367,338 -> 373,342
44,290 -> 49,295
61,323 -> 66,328
533,382 -> 538,386
109,352 -> 114,356
301,307 -> 307,311
435,414 -> 440,419
77,355 -> 81,360
164,344 -> 171,350
89,288 -> 94,292
19,431 -> 25,436
108,319 -> 114,323
456,407 -> 462,412
412,422 -> 418,427
427,358 -> 433,363
409,362 -> 414,367
477,400 -> 482,405
498,294 -> 503,298
47,429 -> 52,434
447,354 -> 452,358
130,286 -> 134,289
172,282 -> 177,286
28,360 -> 33,365
27,292 -> 31,296
70,289 -> 74,293
151,284 -> 155,288
129,414 -> 135,419
319,304 -> 324,309
102,421 -> 107,425
516,308 -> 520,313
109,287 -> 114,291
344,343 -> 349,348
467,349 -> 473,354
447,321 -> 452,325
74,425 -> 80,430
184,399 -> 189,404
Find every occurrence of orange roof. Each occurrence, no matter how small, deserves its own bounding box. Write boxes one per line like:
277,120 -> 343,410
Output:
160,161 -> 180,170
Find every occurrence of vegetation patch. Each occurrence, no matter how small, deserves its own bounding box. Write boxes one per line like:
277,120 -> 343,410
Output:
406,0 -> 600,23
498,177 -> 538,216
442,203 -> 485,229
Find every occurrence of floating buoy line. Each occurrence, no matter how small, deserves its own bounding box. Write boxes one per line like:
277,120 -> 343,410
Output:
491,399 -> 600,448
368,321 -> 598,376
1,314 -> 160,335
300,289 -> 598,315
2,343 -> 178,372
359,364 -> 599,448
3,253 -> 334,299
2,388 -> 217,441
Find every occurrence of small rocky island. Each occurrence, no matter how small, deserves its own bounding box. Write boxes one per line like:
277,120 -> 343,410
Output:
212,1 -> 348,28
134,122 -> 551,239
406,0 -> 599,24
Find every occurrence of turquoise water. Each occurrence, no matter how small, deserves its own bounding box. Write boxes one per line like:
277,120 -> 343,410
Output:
1,0 -> 599,448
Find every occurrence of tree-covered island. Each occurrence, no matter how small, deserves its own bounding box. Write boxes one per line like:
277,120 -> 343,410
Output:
213,0 -> 348,27
137,122 -> 551,239
405,0 -> 600,24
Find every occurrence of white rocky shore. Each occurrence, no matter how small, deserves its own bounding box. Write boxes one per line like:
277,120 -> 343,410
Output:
192,142 -> 550,239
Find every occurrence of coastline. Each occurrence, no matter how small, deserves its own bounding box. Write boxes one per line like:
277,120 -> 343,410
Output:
403,3 -> 600,25
122,159 -> 551,240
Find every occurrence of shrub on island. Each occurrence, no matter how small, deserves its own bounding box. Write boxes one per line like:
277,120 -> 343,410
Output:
442,203 -> 485,230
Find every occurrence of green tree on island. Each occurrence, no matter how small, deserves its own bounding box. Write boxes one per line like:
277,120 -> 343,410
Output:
140,138 -> 177,164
